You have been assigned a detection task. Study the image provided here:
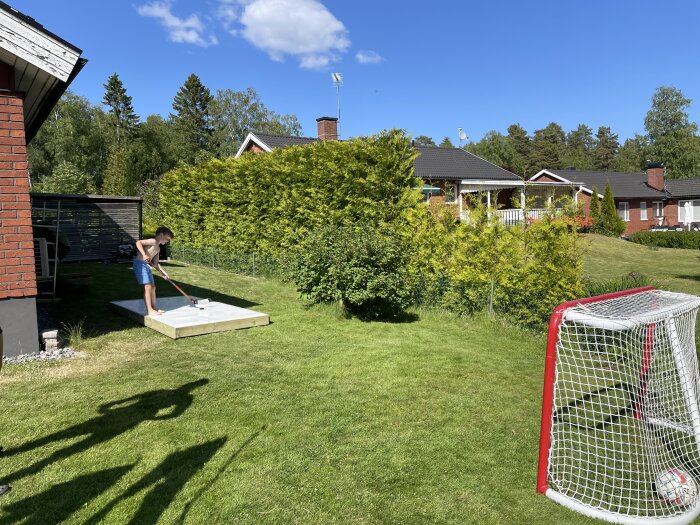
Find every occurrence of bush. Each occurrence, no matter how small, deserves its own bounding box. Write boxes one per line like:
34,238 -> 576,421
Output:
290,224 -> 413,320
628,231 -> 700,249
34,161 -> 96,194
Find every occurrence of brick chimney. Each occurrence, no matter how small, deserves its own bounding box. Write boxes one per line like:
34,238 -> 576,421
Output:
646,161 -> 665,191
316,116 -> 338,141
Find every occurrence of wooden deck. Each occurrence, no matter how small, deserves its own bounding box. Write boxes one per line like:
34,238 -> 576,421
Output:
110,296 -> 270,338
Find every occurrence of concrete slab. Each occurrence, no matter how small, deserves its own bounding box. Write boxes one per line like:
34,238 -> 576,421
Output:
110,296 -> 269,338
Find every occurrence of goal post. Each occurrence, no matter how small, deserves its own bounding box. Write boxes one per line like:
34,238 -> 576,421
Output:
537,286 -> 700,524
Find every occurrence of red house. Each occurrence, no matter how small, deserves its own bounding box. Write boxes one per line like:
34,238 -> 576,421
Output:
0,2 -> 85,357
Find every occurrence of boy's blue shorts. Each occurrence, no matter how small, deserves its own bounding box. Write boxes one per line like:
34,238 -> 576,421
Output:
133,259 -> 154,285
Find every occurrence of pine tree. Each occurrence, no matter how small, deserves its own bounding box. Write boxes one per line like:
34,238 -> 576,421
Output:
599,182 -> 626,236
413,135 -> 436,147
439,136 -> 455,148
589,185 -> 601,227
171,73 -> 214,164
593,127 -> 619,171
102,73 -> 139,146
529,122 -> 565,172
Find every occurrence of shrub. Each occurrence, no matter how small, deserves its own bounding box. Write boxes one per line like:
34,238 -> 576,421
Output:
290,224 -> 413,320
34,161 -> 96,194
595,182 -> 626,237
628,231 -> 700,249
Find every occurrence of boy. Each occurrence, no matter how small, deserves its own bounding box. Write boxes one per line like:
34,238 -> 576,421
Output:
134,226 -> 173,316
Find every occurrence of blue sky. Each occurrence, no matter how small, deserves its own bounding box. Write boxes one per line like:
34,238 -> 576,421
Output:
14,0 -> 700,144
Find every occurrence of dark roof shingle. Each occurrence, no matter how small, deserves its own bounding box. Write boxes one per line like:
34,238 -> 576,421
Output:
544,169 -> 665,199
252,133 -> 317,149
665,179 -> 700,198
413,146 -> 520,181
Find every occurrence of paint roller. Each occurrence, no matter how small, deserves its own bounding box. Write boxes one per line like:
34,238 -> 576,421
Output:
150,264 -> 210,309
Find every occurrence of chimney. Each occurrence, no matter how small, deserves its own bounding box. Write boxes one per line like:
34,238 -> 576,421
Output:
316,116 -> 338,141
646,161 -> 665,191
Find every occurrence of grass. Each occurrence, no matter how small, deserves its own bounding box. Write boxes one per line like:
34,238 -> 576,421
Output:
1,234 -> 697,524
582,233 -> 700,294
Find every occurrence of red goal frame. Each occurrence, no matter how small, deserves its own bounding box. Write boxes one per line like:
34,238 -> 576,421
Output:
536,286 -> 656,494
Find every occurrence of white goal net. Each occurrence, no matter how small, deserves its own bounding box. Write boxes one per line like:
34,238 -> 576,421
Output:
538,288 -> 700,524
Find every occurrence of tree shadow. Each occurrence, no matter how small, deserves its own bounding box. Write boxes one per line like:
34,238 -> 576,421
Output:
675,274 -> 700,283
0,465 -> 133,525
1,379 -> 208,484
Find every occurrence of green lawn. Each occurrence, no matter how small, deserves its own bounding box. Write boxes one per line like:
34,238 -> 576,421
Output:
2,234 -> 698,524
582,233 -> 700,294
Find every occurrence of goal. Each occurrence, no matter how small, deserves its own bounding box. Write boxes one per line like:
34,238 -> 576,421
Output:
537,286 -> 700,524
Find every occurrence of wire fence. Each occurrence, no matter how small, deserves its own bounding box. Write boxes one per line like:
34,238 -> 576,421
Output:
168,244 -> 284,278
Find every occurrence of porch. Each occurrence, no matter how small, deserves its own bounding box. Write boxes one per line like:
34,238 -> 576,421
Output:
457,180 -> 580,224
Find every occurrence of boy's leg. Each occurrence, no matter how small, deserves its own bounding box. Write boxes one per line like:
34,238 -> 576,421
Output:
150,285 -> 163,312
144,284 -> 160,316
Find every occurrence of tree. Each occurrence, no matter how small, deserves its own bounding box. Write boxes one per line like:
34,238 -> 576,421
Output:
529,122 -> 565,172
34,161 -> 96,194
589,185 -> 601,225
466,131 -> 524,176
211,87 -> 301,158
101,147 -> 134,196
593,126 -> 619,170
413,135 -> 436,147
613,135 -> 648,172
644,86 -> 700,178
171,73 -> 214,165
102,73 -> 139,146
561,124 -> 595,170
598,182 -> 626,237
28,91 -> 109,188
439,136 -> 455,148
507,123 -> 531,176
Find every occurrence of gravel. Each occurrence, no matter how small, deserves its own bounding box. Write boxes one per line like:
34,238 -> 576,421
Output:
3,348 -> 86,365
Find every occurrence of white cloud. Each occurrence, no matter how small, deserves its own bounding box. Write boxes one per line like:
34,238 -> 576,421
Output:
355,50 -> 383,64
234,0 -> 350,69
217,0 -> 241,35
137,1 -> 218,47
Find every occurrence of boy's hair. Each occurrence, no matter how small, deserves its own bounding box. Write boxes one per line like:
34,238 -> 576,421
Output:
155,226 -> 174,238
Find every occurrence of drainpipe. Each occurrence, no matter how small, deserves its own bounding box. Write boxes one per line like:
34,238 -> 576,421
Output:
574,185 -> 583,205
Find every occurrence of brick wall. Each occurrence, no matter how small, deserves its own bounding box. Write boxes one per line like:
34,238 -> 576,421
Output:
0,91 -> 36,299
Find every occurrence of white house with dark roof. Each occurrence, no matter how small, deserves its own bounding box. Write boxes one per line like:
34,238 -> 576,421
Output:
236,117 -> 577,223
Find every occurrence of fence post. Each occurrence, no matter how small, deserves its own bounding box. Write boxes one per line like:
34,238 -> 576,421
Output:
252,252 -> 256,277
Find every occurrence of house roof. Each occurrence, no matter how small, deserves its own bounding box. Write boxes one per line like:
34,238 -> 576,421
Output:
413,146 -> 521,182
532,169 -> 666,199
252,133 -> 317,149
665,179 -> 700,199
0,1 -> 86,142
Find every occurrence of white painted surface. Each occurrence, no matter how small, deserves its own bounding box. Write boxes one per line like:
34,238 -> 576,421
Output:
0,8 -> 80,82
112,296 -> 267,329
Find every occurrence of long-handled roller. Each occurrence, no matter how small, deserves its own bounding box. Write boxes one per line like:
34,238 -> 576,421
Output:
150,264 -> 209,309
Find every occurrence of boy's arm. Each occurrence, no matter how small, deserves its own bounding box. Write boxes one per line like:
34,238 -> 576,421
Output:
135,239 -> 156,261
152,252 -> 169,280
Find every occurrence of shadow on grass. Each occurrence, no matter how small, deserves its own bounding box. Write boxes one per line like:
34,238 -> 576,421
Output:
83,438 -> 228,525
0,465 -> 134,525
675,274 -> 700,282
50,262 -> 261,339
1,427 -> 266,525
1,379 -> 208,485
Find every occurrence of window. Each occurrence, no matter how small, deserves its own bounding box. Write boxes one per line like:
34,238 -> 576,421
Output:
653,201 -> 664,219
640,201 -> 648,221
618,202 -> 630,222
444,182 -> 456,203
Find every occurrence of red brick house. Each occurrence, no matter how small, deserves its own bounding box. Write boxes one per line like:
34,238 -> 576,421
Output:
237,117 -> 576,222
528,163 -> 683,235
0,2 -> 85,357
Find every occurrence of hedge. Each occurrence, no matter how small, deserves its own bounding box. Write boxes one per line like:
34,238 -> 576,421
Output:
628,231 -> 700,249
159,130 -> 421,256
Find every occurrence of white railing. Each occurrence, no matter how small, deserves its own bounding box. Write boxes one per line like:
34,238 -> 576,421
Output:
460,208 -> 551,224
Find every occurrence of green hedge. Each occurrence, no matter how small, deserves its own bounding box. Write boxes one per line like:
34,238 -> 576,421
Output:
628,231 -> 700,249
159,130 -> 420,256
